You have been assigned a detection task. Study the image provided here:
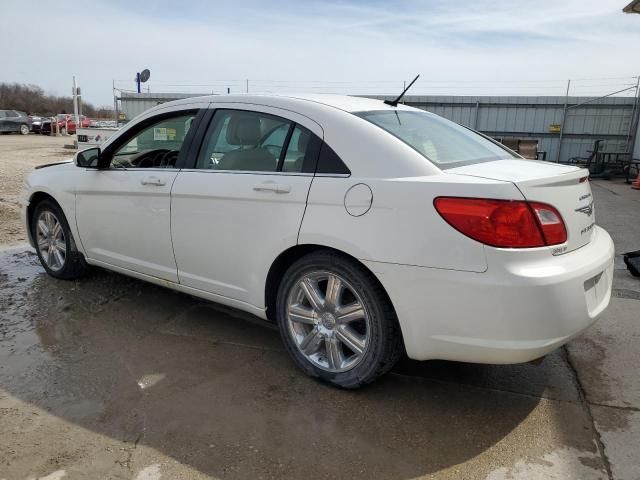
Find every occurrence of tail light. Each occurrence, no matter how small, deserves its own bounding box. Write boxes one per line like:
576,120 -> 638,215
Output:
434,197 -> 567,248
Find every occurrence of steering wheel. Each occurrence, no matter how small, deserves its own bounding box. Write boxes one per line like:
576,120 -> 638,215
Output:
135,149 -> 170,168
158,150 -> 178,168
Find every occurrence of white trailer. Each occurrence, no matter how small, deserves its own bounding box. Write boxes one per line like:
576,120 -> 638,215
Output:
76,127 -> 119,149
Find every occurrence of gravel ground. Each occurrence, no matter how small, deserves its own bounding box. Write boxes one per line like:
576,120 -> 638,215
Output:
0,134 -> 639,479
0,134 -> 72,246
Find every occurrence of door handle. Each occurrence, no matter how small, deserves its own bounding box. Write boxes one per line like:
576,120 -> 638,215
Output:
141,176 -> 166,186
253,182 -> 291,193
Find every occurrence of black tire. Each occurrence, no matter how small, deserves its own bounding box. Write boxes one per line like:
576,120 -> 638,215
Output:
31,199 -> 88,279
276,251 -> 403,388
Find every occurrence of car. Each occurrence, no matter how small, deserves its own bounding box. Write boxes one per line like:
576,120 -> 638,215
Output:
0,109 -> 31,135
41,114 -> 91,135
20,94 -> 614,388
28,115 -> 47,133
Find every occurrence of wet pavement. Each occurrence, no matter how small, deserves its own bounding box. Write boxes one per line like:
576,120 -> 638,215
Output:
1,179 -> 639,480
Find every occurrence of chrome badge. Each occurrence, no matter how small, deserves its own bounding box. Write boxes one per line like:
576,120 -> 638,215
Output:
575,202 -> 594,216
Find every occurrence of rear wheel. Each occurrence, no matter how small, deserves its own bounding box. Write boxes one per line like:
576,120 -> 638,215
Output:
20,124 -> 29,135
32,200 -> 88,279
276,251 -> 403,388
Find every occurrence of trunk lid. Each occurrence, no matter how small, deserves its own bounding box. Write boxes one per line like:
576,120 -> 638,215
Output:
448,160 -> 594,254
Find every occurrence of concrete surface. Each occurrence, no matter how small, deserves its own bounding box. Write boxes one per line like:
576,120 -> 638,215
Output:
0,176 -> 638,479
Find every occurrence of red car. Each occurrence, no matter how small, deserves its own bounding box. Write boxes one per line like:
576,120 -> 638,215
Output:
41,114 -> 91,135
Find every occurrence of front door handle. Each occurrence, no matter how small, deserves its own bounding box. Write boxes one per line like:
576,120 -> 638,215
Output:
141,176 -> 166,186
253,182 -> 291,193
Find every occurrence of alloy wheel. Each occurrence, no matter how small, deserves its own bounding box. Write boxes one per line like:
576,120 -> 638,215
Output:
36,211 -> 66,272
286,271 -> 371,372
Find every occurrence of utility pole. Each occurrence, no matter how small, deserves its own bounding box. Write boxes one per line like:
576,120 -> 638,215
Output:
72,75 -> 80,133
629,76 -> 640,159
246,79 -> 249,93
556,79 -> 571,162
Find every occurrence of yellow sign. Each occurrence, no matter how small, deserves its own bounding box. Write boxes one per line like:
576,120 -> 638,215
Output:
118,112 -> 126,120
549,124 -> 561,133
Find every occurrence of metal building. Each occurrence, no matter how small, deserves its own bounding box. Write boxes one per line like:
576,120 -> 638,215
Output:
117,92 -> 640,163
373,95 -> 639,162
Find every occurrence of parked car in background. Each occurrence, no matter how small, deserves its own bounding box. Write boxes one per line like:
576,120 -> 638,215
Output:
28,115 -> 47,133
41,114 -> 91,135
0,110 -> 31,134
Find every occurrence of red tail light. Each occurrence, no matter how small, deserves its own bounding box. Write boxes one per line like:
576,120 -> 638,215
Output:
434,197 -> 567,248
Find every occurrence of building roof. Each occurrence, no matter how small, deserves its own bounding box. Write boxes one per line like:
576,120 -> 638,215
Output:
623,0 -> 640,13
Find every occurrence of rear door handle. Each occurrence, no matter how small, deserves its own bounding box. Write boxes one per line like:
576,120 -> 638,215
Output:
141,176 -> 166,186
253,182 -> 291,193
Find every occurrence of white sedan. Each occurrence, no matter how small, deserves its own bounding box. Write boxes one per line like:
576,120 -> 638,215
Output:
21,94 -> 614,388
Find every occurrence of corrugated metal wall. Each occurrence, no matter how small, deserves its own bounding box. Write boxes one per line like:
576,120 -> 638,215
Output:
118,92 -> 202,121
119,92 -> 639,162
373,95 -> 638,162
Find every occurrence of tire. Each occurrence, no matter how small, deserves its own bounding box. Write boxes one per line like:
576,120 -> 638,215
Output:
32,199 -> 88,279
60,127 -> 66,136
20,124 -> 30,135
276,251 -> 403,388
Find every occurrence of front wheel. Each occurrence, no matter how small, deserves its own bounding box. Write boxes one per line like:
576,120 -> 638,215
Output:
32,200 -> 88,279
276,251 -> 403,388
20,124 -> 29,135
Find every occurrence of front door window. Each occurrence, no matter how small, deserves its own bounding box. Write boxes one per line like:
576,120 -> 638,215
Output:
111,114 -> 196,169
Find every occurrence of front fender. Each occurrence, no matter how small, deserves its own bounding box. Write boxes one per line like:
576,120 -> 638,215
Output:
22,164 -> 85,255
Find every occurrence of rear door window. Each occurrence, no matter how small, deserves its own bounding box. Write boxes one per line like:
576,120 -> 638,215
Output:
196,109 -> 321,174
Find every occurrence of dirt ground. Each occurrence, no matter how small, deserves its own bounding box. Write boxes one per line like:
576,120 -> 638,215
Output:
1,135 -> 640,479
0,135 -> 72,246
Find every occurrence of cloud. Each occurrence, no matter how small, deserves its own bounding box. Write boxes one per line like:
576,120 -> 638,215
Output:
1,0 -> 638,105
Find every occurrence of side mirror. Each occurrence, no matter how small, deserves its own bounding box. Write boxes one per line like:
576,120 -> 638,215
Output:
75,147 -> 101,168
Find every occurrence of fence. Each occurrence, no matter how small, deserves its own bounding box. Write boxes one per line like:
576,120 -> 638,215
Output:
116,84 -> 640,163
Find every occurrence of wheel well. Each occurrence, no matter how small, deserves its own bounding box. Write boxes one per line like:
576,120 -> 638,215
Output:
264,244 -> 397,324
27,192 -> 59,235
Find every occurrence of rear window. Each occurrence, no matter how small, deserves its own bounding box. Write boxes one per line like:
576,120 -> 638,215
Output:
355,110 -> 517,168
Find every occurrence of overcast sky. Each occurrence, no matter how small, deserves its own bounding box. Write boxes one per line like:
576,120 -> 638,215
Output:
3,0 -> 639,106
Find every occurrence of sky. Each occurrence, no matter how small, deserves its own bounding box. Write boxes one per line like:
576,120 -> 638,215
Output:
3,0 -> 639,106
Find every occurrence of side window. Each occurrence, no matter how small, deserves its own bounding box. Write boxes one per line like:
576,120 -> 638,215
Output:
110,113 -> 196,169
6,111 -> 18,118
282,126 -> 313,173
197,110 -> 290,172
316,143 -> 351,175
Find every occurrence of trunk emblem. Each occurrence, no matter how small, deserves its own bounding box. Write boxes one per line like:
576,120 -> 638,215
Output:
575,202 -> 594,216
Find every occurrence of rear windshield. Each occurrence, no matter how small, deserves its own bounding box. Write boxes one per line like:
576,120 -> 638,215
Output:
355,110 -> 517,168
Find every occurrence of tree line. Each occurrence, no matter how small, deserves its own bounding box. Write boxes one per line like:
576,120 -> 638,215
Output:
0,82 -> 114,118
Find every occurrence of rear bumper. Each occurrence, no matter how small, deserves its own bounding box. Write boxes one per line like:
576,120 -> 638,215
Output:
364,226 -> 614,363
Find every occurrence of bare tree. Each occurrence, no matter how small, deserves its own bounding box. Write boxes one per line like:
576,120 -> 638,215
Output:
0,82 -> 111,117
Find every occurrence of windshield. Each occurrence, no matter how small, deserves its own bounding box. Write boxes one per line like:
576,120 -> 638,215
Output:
356,110 -> 517,168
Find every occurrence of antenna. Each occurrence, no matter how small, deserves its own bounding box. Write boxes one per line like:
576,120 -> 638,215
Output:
384,74 -> 420,107
135,68 -> 151,93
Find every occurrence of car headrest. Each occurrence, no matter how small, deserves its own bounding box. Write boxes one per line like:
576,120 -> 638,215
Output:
226,114 -> 261,146
297,130 -> 310,152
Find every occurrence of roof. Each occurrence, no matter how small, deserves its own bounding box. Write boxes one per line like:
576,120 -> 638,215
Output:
623,0 -> 640,12
162,93 -> 411,114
